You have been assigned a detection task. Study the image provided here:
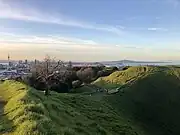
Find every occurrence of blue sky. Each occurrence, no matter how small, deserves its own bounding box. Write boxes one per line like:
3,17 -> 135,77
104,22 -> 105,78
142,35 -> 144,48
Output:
0,0 -> 180,61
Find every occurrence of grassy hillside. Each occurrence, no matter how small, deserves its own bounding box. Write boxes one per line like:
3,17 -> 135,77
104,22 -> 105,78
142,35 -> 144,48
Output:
93,66 -> 163,89
1,66 -> 180,135
96,66 -> 180,135
0,81 -> 141,135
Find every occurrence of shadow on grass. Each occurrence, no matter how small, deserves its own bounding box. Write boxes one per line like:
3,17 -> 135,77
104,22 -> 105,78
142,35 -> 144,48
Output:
105,71 -> 180,135
26,87 -> 139,135
0,80 -> 141,135
0,100 -> 14,134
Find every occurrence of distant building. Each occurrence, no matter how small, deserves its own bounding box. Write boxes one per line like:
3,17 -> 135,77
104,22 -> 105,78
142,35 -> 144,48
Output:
18,60 -> 23,64
0,64 -> 4,69
8,54 -> 10,65
25,59 -> 28,64
0,69 -> 30,80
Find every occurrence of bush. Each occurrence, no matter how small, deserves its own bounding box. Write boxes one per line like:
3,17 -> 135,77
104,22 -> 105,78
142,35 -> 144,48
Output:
22,72 -> 72,93
122,66 -> 131,71
72,80 -> 82,88
72,67 -> 81,71
77,68 -> 95,84
50,82 -> 69,93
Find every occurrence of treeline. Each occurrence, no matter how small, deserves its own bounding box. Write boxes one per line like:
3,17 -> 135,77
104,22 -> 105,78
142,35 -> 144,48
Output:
23,56 -> 118,95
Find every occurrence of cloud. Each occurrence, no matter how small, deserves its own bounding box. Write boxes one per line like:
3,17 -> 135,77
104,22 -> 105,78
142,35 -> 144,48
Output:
0,32 -> 131,54
155,17 -> 161,20
0,33 -> 136,61
147,27 -> 168,31
1,32 -> 180,61
2,32 -> 179,52
0,1 -> 124,35
0,32 -> 145,50
0,32 -> 99,47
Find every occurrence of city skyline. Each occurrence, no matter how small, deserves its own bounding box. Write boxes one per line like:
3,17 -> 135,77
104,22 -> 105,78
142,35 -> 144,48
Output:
1,0 -> 180,61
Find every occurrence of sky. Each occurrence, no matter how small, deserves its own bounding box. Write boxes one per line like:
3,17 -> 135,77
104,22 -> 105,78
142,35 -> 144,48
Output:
0,0 -> 180,61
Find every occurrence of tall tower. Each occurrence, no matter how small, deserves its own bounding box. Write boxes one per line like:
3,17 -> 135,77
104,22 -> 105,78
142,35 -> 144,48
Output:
8,54 -> 10,62
7,54 -> 11,70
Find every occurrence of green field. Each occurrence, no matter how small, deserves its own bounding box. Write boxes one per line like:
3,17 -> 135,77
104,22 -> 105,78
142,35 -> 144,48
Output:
96,66 -> 180,135
94,66 -> 160,87
1,66 -> 180,135
0,81 -> 140,135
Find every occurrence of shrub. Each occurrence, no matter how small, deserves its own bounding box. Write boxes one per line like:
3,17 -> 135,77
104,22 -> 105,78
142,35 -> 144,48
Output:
72,80 -> 82,88
77,68 -> 95,84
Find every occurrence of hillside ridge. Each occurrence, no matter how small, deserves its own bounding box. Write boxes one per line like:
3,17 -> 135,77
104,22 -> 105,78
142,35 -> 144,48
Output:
0,81 -> 140,135
1,66 -> 180,135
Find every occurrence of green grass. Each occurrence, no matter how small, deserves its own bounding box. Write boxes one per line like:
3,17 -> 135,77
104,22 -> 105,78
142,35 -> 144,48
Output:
71,85 -> 96,93
0,81 -> 140,135
93,66 -> 164,89
1,66 -> 180,135
100,66 -> 180,135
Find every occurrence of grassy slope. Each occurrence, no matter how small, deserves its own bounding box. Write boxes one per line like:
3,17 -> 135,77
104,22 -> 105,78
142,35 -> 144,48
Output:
0,81 -> 140,135
95,66 -> 180,135
1,66 -> 180,135
71,85 -> 96,93
93,66 -> 160,89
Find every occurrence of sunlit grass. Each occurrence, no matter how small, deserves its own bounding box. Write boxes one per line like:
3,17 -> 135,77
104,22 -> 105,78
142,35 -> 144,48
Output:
1,66 -> 180,135
0,80 -> 138,135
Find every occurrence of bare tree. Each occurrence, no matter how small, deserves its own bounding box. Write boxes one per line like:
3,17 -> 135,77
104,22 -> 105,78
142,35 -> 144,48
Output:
67,61 -> 73,70
35,55 -> 65,95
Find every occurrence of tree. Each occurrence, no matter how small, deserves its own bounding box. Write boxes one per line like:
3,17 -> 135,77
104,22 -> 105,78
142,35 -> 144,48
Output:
67,61 -> 73,70
76,67 -> 95,84
35,55 -> 64,96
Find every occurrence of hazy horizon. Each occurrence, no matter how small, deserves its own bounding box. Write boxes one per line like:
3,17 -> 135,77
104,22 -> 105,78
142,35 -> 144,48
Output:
1,0 -> 180,61
0,58 -> 177,63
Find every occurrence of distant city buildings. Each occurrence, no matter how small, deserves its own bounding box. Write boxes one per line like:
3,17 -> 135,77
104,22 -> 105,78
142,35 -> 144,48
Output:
0,54 -> 127,80
0,54 -> 31,80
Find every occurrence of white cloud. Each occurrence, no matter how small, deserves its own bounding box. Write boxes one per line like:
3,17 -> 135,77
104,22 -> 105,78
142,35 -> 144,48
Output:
1,33 -> 180,61
0,33 -> 100,49
155,17 -> 161,20
0,32 -> 143,50
1,32 -> 180,52
0,42 -> 150,61
147,27 -> 168,31
0,32 -> 149,61
0,1 -> 124,35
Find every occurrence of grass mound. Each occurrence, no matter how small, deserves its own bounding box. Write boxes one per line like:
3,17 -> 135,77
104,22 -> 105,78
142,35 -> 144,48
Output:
103,66 -> 180,135
1,66 -> 180,135
93,66 -> 164,89
0,81 -> 140,135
